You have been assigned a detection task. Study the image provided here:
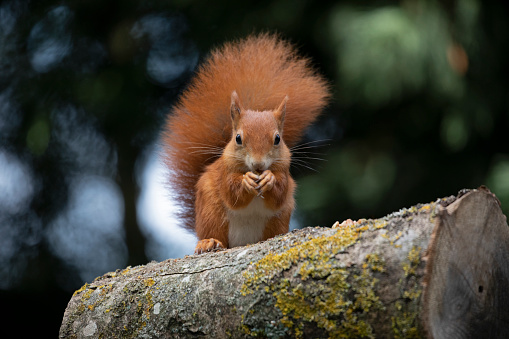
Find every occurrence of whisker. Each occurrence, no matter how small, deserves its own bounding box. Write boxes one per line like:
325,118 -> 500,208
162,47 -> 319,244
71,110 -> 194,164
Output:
202,154 -> 222,163
233,186 -> 241,207
186,148 -> 224,153
292,138 -> 330,146
290,161 -> 319,173
290,139 -> 331,151
291,158 -> 315,166
187,148 -> 223,153
292,156 -> 326,162
186,146 -> 224,150
188,151 -> 223,156
290,144 -> 330,152
291,150 -> 326,156
179,141 -> 226,146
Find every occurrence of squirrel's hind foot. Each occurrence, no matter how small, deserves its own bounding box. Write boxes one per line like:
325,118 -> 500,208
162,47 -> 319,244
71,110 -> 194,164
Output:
194,238 -> 225,254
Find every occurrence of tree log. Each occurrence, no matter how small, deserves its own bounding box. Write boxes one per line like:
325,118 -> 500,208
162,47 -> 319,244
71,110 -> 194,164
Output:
59,188 -> 509,338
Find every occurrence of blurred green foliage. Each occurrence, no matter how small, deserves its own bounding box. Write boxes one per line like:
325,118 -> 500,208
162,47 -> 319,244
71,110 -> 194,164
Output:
294,0 -> 509,224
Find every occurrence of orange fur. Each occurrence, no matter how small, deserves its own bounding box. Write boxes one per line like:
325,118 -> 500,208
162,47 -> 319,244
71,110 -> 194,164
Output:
162,33 -> 329,252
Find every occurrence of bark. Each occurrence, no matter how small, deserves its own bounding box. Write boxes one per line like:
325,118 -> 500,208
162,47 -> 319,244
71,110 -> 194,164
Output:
59,187 -> 509,338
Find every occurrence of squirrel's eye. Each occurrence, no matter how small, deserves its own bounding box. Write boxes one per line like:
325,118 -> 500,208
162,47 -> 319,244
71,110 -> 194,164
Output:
274,134 -> 281,145
235,134 -> 242,145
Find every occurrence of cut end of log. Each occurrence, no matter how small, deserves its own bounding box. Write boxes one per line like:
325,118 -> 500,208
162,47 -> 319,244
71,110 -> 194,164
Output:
423,187 -> 509,338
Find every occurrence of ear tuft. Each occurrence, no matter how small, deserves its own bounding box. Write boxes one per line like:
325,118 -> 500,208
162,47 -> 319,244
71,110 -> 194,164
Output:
230,91 -> 242,129
274,95 -> 288,128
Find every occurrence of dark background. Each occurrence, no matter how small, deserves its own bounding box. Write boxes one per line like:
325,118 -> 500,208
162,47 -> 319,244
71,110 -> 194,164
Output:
1,0 -> 508,337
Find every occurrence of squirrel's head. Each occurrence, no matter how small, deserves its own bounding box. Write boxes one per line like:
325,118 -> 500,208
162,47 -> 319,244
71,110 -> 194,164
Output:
226,91 -> 290,172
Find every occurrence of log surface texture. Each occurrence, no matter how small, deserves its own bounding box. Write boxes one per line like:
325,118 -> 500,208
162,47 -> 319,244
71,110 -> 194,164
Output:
59,188 -> 509,338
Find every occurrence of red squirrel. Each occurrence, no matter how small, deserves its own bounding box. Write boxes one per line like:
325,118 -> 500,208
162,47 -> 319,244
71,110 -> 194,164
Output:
162,34 -> 329,254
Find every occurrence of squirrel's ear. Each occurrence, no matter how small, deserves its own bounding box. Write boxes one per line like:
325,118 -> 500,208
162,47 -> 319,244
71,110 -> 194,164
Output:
230,91 -> 242,129
274,95 -> 288,129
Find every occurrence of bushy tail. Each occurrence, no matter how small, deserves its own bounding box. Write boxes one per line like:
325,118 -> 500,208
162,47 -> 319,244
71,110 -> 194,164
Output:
162,33 -> 330,231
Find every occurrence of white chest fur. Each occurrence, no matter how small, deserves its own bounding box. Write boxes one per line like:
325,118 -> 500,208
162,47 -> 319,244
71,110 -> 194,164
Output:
228,197 -> 276,248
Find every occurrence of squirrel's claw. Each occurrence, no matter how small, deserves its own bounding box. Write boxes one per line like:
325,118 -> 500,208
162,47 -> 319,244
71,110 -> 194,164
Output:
195,238 -> 225,254
243,172 -> 260,196
257,170 -> 275,194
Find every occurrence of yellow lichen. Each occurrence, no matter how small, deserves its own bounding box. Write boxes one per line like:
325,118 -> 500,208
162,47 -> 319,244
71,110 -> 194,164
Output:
365,254 -> 385,273
144,278 -> 155,287
403,246 -> 421,277
391,246 -> 423,337
391,308 -> 421,339
72,283 -> 89,297
81,288 -> 94,300
373,220 -> 388,229
381,231 -> 404,248
239,203 -> 439,337
77,303 -> 86,313
144,291 -> 154,318
241,221 -> 386,338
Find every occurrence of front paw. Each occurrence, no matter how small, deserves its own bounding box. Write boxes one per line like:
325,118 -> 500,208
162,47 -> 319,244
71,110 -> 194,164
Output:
257,170 -> 275,196
195,238 -> 225,254
242,171 -> 260,196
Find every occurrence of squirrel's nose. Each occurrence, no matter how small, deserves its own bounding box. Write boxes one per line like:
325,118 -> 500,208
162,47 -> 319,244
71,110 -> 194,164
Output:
249,158 -> 267,172
247,155 -> 270,172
